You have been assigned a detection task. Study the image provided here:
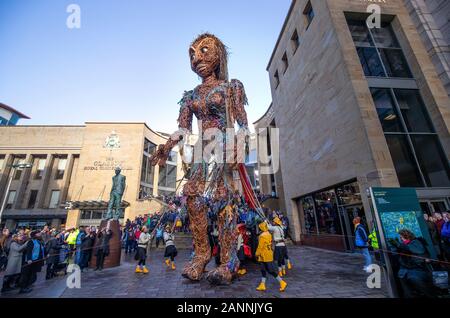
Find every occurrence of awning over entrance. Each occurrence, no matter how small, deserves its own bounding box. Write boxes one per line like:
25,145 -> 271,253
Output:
65,200 -> 130,210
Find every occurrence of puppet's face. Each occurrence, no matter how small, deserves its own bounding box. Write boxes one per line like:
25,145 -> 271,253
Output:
190,37 -> 220,79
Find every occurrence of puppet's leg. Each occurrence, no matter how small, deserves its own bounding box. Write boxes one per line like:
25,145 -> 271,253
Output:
181,169 -> 211,281
206,175 -> 240,285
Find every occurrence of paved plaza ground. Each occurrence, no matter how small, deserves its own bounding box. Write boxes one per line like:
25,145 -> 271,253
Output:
0,246 -> 388,298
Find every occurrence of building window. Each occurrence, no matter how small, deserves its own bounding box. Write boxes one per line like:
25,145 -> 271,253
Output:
49,190 -> 60,209
13,158 -> 25,180
144,138 -> 156,155
274,70 -> 280,88
281,52 -> 288,74
304,1 -> 314,30
139,139 -> 157,199
346,19 -> 412,79
55,157 -> 67,180
34,158 -> 46,180
370,88 -> 450,187
27,190 -> 39,209
291,29 -> 300,53
80,210 -> 116,220
5,190 -> 16,209
158,164 -> 177,193
300,196 -> 317,234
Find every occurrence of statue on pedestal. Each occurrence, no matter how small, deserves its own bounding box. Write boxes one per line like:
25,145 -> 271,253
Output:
105,167 -> 126,221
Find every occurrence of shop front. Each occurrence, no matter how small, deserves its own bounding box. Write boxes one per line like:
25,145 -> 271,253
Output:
297,179 -> 366,252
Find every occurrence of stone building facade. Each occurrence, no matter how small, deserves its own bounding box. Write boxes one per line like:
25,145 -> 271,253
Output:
261,0 -> 450,251
0,122 -> 184,230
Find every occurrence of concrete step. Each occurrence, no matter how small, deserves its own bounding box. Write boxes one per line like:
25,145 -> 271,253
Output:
152,232 -> 193,250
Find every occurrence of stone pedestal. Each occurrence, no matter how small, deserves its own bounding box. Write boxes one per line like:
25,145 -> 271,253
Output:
90,219 -> 121,269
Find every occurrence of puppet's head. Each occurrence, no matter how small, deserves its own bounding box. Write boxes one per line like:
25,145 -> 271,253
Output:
189,33 -> 228,81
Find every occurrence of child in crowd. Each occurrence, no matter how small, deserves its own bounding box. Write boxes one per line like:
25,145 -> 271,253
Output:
268,217 -> 288,277
255,221 -> 287,292
163,225 -> 177,270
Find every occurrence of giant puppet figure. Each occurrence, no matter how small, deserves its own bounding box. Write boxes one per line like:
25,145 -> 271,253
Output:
150,33 -> 249,285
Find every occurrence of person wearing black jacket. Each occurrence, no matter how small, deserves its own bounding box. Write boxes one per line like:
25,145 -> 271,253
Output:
45,232 -> 62,279
389,229 -> 435,298
18,231 -> 45,294
80,227 -> 95,271
95,228 -> 112,271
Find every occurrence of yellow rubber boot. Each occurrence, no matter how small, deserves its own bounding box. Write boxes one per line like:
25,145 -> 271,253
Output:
287,260 -> 292,270
142,266 -> 149,274
135,266 -> 142,273
279,280 -> 287,292
165,259 -> 170,267
282,268 -> 287,276
256,282 -> 266,291
278,270 -> 283,277
171,262 -> 176,270
239,268 -> 247,276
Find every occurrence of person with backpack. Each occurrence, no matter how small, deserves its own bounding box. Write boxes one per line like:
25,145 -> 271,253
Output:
163,224 -> 177,270
135,226 -> 150,274
255,221 -> 287,292
353,217 -> 372,272
268,217 -> 288,277
18,230 -> 45,294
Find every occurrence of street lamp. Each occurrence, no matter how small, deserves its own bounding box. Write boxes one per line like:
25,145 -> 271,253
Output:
0,162 -> 33,227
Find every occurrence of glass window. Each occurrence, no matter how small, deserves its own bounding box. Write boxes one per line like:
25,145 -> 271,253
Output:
304,1 -> 314,29
347,20 -> 374,47
92,211 -> 104,219
34,158 -> 46,180
55,158 -> 67,180
385,135 -> 424,187
49,190 -> 60,209
410,135 -> 450,187
379,49 -> 412,78
291,29 -> 300,53
335,181 -> 362,205
81,211 -> 92,219
282,52 -> 288,74
300,196 -> 317,234
13,158 -> 25,180
27,190 -> 38,209
394,89 -> 434,133
144,139 -> 156,154
356,47 -> 386,77
168,151 -> 177,163
6,190 -> 16,209
314,190 -> 342,235
274,71 -> 280,88
139,185 -> 152,199
371,23 -> 399,48
371,88 -> 404,132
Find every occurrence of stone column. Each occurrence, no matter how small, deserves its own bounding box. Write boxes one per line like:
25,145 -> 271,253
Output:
0,154 -> 13,205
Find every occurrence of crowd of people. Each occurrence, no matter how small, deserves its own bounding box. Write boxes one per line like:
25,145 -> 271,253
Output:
0,190 -> 301,295
0,224 -> 115,294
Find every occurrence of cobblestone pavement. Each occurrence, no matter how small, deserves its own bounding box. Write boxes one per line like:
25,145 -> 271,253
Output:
0,246 -> 388,298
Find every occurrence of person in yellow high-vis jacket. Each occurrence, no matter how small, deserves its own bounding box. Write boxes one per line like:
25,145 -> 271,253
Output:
255,221 -> 287,292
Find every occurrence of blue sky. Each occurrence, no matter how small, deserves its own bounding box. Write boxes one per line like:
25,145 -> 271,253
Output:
0,0 -> 291,132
